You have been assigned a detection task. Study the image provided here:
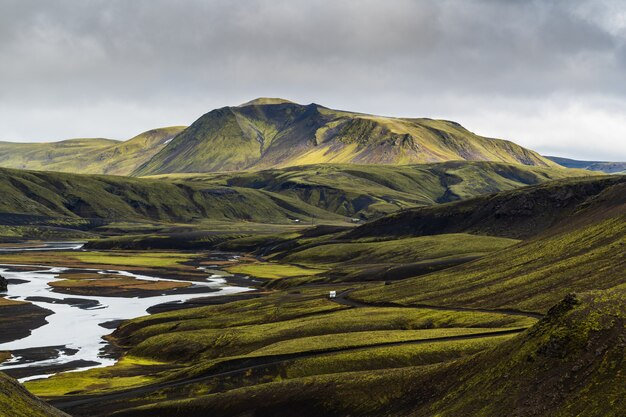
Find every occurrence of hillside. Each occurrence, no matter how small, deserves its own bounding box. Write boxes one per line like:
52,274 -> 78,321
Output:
0,162 -> 587,235
0,100 -> 566,177
0,127 -> 185,176
0,167 -> 344,226
0,372 -> 68,417
345,174 -> 624,240
132,98 -> 557,175
420,288 -> 626,416
351,176 -> 626,313
547,156 -> 626,174
152,161 -> 588,219
101,289 -> 626,417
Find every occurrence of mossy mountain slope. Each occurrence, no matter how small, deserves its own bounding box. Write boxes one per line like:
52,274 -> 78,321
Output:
109,290 -> 626,417
0,127 -> 185,176
0,163 -> 586,229
351,177 -> 626,313
346,174 -> 624,240
0,372 -> 68,417
0,167 -> 343,224
419,289 -> 626,417
154,161 -> 587,219
133,99 -> 557,175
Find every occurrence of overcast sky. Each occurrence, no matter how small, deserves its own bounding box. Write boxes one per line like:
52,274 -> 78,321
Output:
1,0 -> 625,160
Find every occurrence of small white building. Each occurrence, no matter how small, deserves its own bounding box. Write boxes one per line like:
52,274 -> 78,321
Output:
329,290 -> 337,299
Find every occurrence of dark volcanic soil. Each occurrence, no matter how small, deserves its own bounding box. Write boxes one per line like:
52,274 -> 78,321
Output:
0,302 -> 53,344
147,292 -> 264,314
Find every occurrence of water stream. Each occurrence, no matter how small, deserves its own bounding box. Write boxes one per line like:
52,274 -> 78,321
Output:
0,244 -> 251,382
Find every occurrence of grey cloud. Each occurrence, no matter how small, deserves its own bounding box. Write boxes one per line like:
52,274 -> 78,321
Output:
0,0 -> 625,159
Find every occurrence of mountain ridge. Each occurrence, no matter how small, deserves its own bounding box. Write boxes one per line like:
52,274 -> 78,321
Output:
134,100 -> 557,175
0,99 -> 561,176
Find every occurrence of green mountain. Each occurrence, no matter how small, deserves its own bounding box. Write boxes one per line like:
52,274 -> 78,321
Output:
0,167 -> 344,226
0,100 -> 566,177
132,98 -> 557,175
546,155 -> 626,174
153,161 -> 587,219
0,127 -> 185,176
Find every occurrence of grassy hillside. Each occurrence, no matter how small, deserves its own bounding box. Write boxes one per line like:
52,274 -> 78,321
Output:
421,288 -> 626,416
0,138 -> 117,170
0,127 -> 185,176
151,161 -> 589,219
345,174 -> 624,240
223,233 -> 521,287
104,289 -> 626,417
0,167 -> 345,226
0,372 -> 69,417
42,286 -> 534,416
133,99 -> 558,175
0,162 -> 588,241
350,178 -> 626,313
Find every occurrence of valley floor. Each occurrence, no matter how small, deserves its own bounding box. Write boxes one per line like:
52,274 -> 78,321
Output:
0,173 -> 624,417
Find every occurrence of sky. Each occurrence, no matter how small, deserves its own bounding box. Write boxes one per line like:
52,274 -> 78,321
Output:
1,0 -> 625,160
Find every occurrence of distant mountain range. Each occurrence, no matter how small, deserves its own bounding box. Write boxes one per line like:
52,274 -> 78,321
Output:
545,156 -> 626,174
0,98 -> 558,176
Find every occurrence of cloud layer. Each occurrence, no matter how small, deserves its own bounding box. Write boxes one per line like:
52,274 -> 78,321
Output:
1,0 -> 625,160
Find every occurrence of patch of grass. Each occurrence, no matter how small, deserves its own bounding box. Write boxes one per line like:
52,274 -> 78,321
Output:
281,334 -> 515,379
249,328 -> 518,356
0,372 -> 68,417
282,233 -> 519,266
224,262 -> 327,279
69,251 -> 194,268
0,250 -> 196,270
25,356 -> 171,397
110,364 -> 444,417
114,292 -> 351,344
0,297 -> 27,306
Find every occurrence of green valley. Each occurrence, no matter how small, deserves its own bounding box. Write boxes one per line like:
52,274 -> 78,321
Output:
3,1 -> 626,415
0,102 -> 622,417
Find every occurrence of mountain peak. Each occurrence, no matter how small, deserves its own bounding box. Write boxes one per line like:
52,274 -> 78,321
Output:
238,97 -> 296,107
